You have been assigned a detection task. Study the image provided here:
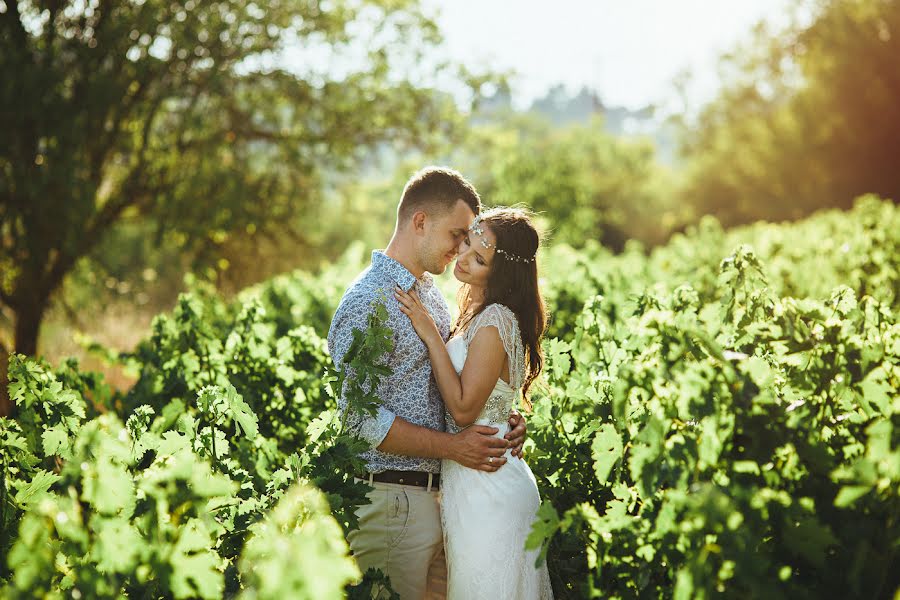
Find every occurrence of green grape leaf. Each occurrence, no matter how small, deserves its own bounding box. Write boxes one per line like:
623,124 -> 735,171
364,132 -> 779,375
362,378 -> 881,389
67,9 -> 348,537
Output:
834,485 -> 871,507
674,567 -> 694,600
546,338 -> 572,381
223,382 -> 259,440
782,516 -> 838,568
591,423 -> 623,484
698,416 -> 723,468
14,469 -> 60,506
41,425 -> 70,458
307,410 -> 336,443
859,369 -> 892,415
170,520 -> 224,599
525,501 -> 561,568
83,458 -> 135,516
744,356 -> 775,388
91,517 -> 142,573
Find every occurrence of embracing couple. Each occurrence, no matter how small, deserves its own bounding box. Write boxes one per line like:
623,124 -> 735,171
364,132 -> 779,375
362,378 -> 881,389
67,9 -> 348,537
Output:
327,167 -> 553,599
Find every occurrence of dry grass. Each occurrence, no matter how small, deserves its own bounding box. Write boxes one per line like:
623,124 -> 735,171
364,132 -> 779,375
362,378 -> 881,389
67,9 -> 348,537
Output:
38,301 -> 162,392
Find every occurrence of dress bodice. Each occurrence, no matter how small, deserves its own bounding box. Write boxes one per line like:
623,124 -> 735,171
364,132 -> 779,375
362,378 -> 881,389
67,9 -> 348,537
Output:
444,304 -> 524,433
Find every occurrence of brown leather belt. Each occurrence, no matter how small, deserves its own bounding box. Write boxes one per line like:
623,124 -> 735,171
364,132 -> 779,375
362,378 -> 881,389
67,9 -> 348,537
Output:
359,470 -> 440,490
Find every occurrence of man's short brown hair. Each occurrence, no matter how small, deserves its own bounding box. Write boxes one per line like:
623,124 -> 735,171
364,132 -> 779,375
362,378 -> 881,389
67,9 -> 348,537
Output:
398,167 -> 481,223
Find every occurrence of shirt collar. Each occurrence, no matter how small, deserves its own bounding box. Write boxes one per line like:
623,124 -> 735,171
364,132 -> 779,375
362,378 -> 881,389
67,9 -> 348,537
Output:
371,251 -> 433,292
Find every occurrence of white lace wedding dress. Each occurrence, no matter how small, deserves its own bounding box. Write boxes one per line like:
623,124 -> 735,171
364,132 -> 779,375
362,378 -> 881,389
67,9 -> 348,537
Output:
441,303 -> 554,600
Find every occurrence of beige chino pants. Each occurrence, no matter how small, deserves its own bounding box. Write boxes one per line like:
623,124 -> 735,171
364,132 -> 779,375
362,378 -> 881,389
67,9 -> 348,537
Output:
349,479 -> 446,599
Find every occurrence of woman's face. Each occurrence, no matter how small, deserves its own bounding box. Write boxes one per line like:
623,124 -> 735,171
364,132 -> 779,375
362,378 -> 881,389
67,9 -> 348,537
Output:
453,224 -> 495,288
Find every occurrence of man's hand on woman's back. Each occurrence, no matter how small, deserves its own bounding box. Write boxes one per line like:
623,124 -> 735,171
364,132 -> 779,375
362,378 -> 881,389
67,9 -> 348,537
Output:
449,425 -> 510,472
506,411 -> 527,458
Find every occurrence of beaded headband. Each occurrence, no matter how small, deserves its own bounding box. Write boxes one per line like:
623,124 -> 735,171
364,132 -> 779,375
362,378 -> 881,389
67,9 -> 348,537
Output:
468,215 -> 537,264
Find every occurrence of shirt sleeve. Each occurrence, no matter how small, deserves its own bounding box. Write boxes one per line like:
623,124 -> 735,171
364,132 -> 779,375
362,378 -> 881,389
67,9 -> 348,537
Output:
327,292 -> 397,448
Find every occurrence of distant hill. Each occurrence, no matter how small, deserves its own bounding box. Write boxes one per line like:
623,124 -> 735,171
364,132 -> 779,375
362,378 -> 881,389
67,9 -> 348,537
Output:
477,84 -> 677,164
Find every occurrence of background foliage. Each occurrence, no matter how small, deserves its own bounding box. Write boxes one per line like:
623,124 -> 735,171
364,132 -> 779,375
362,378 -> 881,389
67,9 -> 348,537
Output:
525,196 -> 900,598
676,0 -> 900,226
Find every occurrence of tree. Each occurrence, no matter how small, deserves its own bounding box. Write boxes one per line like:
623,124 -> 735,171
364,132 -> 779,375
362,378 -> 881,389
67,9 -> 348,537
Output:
446,114 -> 674,250
679,0 -> 900,225
0,0 -> 485,415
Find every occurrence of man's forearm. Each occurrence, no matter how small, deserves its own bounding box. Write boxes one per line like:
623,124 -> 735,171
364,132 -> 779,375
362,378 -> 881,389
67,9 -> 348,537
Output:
376,417 -> 455,460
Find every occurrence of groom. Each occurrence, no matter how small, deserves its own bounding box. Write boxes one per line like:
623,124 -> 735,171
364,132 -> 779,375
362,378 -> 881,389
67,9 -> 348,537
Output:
328,166 -> 526,599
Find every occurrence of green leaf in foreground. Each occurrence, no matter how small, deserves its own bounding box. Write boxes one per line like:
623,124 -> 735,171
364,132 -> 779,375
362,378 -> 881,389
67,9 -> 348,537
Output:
591,423 -> 623,484
13,469 -> 60,506
239,483 -> 360,600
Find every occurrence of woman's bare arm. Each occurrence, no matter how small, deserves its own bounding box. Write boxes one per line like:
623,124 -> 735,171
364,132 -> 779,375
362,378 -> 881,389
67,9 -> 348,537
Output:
394,287 -> 508,426
423,326 -> 506,426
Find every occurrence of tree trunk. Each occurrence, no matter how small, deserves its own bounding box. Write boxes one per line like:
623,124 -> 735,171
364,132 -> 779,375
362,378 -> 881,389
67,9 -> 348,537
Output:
0,300 -> 47,417
13,301 -> 41,357
0,344 -> 8,418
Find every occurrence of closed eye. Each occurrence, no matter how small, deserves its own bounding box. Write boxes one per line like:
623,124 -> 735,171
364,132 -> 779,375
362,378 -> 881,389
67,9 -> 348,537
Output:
464,235 -> 486,265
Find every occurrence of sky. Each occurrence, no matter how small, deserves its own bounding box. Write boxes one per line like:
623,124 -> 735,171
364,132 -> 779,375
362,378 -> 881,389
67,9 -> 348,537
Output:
420,0 -> 795,113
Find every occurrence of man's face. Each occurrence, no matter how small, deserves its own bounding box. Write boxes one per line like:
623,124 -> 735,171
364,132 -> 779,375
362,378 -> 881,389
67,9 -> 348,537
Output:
420,200 -> 476,275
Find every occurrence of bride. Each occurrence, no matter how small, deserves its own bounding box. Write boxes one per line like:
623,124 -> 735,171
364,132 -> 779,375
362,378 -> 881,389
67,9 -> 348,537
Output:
394,207 -> 553,599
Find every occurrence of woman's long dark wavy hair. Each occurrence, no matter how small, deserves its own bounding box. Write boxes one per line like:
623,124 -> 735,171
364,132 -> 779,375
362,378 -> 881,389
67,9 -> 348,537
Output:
452,207 -> 548,399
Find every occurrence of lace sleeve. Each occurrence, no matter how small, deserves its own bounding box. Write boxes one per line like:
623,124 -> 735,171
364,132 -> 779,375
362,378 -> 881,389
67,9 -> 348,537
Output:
465,303 -> 525,390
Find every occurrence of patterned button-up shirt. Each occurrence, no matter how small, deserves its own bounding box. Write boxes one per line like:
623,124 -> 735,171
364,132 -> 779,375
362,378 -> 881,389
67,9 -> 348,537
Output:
327,251 -> 451,473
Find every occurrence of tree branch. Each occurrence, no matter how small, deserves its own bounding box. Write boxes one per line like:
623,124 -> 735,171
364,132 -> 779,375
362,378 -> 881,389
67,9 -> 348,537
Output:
55,294 -> 88,333
89,10 -> 184,185
90,60 -> 164,185
2,0 -> 29,50
174,75 -> 215,154
42,91 -> 166,299
42,0 -> 64,66
3,0 -> 36,169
